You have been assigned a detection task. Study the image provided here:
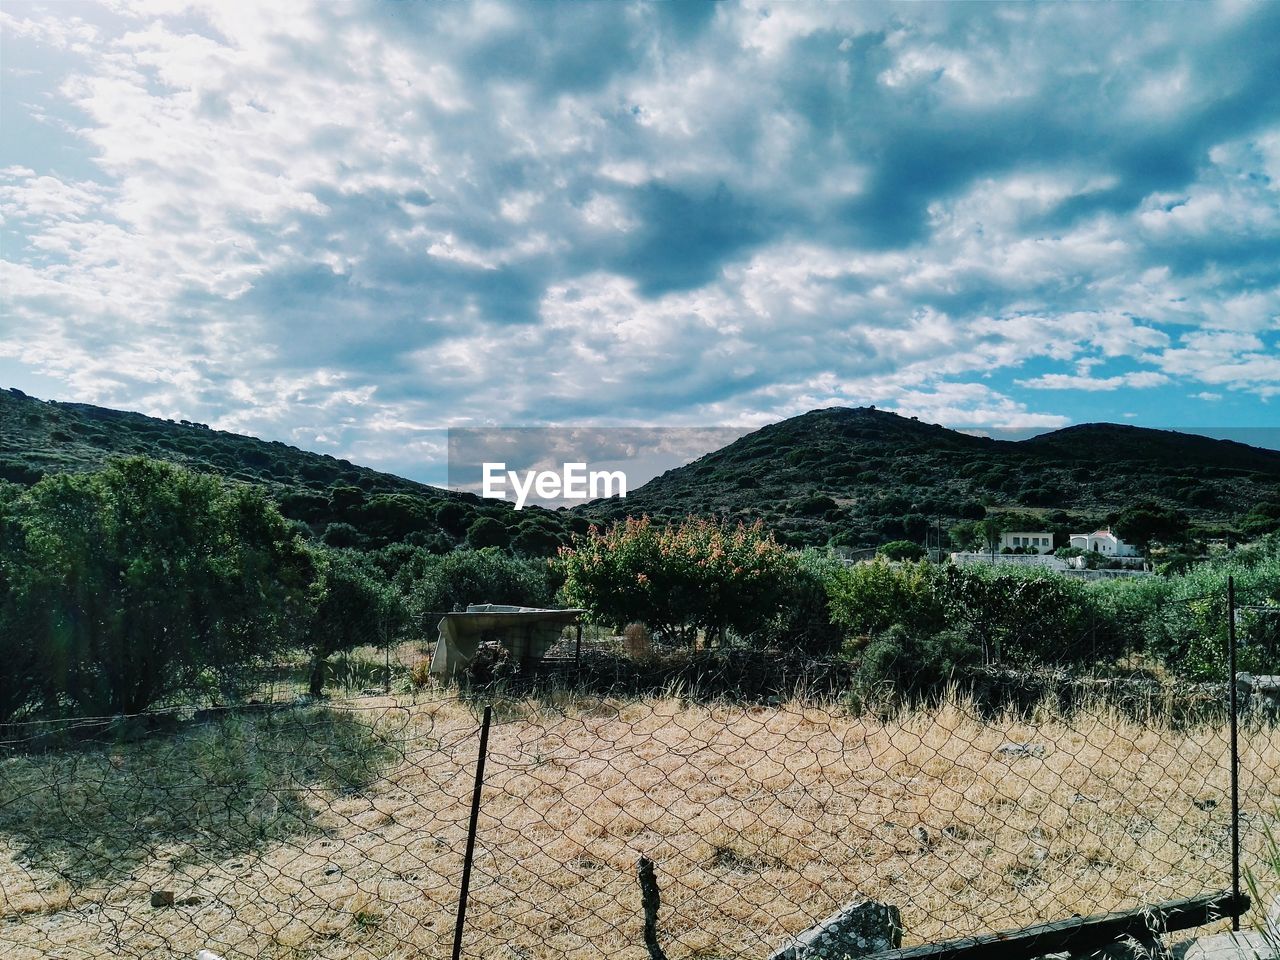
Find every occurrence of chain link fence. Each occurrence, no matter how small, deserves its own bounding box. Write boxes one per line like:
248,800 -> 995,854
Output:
2,672 -> 1277,959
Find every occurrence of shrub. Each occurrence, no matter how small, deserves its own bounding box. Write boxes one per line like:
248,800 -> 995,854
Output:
766,549 -> 848,655
301,547 -> 407,696
556,517 -> 797,645
410,548 -> 551,617
0,458 -> 312,717
827,559 -> 944,638
878,539 -> 926,561
854,625 -> 981,700
321,521 -> 364,549
466,516 -> 511,549
938,565 -> 1091,666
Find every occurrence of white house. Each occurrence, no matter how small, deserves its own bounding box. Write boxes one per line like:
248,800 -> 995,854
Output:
1069,528 -> 1139,557
1000,531 -> 1055,554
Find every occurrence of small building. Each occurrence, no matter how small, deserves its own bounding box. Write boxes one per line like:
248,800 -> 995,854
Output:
1000,531 -> 1055,554
429,604 -> 585,678
1069,528 -> 1139,557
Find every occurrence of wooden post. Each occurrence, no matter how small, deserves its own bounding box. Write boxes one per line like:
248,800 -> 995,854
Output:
637,855 -> 669,960
451,704 -> 492,960
1228,575 -> 1240,932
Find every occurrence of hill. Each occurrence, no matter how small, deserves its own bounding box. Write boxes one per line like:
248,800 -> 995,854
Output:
4,390 -> 1278,553
0,388 -> 579,554
579,407 -> 1280,549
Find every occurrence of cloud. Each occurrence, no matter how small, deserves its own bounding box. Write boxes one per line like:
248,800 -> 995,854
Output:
1017,371 -> 1171,391
1,0 -> 1278,481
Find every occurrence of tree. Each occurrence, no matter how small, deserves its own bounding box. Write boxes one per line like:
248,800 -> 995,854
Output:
1112,501 -> 1189,551
466,515 -> 511,550
435,501 -> 469,537
556,517 -> 797,645
827,559 -> 944,638
1,458 -> 311,716
878,540 -> 926,562
301,548 -> 406,696
409,548 -> 551,617
976,517 -> 1004,554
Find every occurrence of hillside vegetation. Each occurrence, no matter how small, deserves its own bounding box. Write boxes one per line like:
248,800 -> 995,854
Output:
583,407 -> 1280,548
0,389 -> 578,555
4,390 -> 1279,554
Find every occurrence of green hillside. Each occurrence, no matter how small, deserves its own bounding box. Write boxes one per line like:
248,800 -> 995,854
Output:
4,389 -> 1278,554
0,388 -> 579,555
580,407 -> 1280,549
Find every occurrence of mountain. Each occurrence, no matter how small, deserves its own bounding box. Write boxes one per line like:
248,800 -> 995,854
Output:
0,388 -> 576,554
4,390 -> 1278,553
578,407 -> 1280,548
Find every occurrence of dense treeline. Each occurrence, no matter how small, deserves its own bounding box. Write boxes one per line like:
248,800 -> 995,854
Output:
2,456 -> 1276,721
0,459 -> 554,720
558,517 -> 1280,691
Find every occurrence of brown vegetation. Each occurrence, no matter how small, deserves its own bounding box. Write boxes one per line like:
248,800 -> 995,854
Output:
2,691 -> 1277,959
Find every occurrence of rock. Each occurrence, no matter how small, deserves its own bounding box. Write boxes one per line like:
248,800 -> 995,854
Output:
996,742 -> 1047,758
150,890 -> 175,908
195,951 -> 228,960
1170,932 -> 1277,960
768,899 -> 902,960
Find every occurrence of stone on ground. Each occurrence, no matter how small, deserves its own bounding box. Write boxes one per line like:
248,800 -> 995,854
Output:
1171,932 -> 1277,960
768,899 -> 903,960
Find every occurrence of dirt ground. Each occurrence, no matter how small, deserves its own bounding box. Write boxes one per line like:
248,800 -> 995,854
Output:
2,691 -> 1278,960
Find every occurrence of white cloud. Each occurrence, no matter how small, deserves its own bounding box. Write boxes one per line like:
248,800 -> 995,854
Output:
1,0 -> 1278,479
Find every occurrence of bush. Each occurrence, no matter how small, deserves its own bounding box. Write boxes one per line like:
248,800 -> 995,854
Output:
0,458 -> 312,717
878,539 -> 926,561
827,559 -> 944,638
321,521 -> 364,549
556,517 -> 797,645
854,625 -> 981,700
301,547 -> 407,696
765,549 -> 848,655
410,548 -> 551,617
938,565 -> 1091,666
466,516 -> 510,550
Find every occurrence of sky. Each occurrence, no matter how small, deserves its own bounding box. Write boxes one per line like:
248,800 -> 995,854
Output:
2,1 -> 1278,485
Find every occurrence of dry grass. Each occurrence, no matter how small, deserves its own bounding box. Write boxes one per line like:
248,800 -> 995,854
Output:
1,690 -> 1278,960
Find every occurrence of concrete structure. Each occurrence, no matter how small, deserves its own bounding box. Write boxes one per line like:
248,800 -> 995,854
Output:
429,604 -> 584,678
1001,531 -> 1055,554
1069,528 -> 1139,557
952,551 -> 1069,571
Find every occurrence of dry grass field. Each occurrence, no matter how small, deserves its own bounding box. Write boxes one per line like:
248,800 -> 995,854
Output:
2,690 -> 1278,960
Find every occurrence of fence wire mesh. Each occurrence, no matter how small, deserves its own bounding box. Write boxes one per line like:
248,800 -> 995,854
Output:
2,673 -> 1278,960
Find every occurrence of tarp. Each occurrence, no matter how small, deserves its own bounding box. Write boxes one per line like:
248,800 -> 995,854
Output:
428,604 -> 585,678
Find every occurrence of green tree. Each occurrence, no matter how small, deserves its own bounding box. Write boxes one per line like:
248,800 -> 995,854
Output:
1,458 -> 310,716
301,548 -> 406,696
556,517 -> 798,645
409,548 -> 551,617
466,515 -> 511,550
827,559 -> 944,638
1112,501 -> 1189,551
878,539 -> 926,561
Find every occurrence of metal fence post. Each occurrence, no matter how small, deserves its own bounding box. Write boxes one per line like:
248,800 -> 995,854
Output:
1227,575 -> 1240,932
452,704 -> 492,960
